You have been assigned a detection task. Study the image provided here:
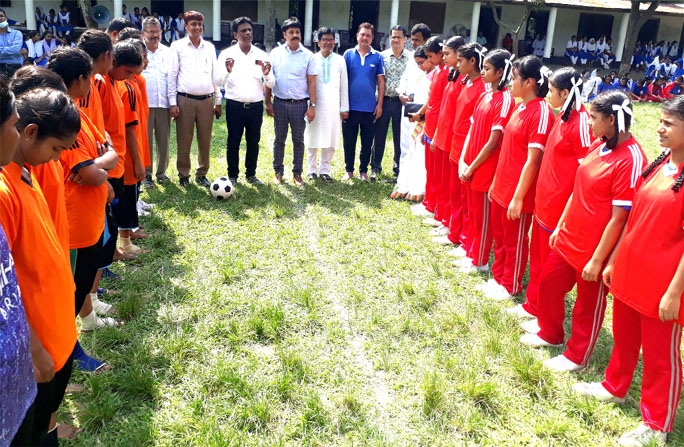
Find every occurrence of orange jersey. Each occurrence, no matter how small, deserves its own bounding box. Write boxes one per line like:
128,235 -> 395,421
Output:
33,160 -> 69,254
117,79 -> 145,186
0,162 -> 77,371
60,110 -> 109,248
134,74 -> 151,167
79,76 -> 106,134
94,74 -> 126,179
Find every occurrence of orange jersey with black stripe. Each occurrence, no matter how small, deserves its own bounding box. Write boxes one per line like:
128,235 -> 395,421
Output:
134,74 -> 150,167
94,74 -> 126,179
117,79 -> 144,186
32,160 -> 69,254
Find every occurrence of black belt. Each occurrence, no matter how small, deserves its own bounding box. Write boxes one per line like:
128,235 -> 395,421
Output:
0,63 -> 21,69
178,92 -> 214,101
383,96 -> 401,101
274,96 -> 309,103
226,98 -> 262,109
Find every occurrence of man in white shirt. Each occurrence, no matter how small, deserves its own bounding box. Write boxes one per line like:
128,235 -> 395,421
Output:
168,10 -> 221,188
215,17 -> 274,186
142,16 -> 171,187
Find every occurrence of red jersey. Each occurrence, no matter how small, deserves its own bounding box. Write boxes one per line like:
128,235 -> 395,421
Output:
491,97 -> 554,212
463,88 -> 514,191
433,73 -> 465,152
424,64 -> 449,139
449,76 -> 486,163
554,136 -> 646,271
535,106 -> 593,230
610,155 -> 684,325
95,74 -> 126,179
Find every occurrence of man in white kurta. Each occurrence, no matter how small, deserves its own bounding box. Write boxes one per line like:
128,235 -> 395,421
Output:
304,27 -> 349,182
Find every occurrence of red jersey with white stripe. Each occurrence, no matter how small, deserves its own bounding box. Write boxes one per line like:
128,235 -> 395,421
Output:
449,76 -> 486,162
610,154 -> 684,325
554,136 -> 646,271
491,97 -> 554,212
535,106 -> 593,230
463,88 -> 514,192
424,64 -> 449,139
433,73 -> 465,152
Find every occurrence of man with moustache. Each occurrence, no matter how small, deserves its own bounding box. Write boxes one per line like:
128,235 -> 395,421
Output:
265,16 -> 316,186
216,16 -> 274,186
342,22 -> 385,181
141,16 -> 172,187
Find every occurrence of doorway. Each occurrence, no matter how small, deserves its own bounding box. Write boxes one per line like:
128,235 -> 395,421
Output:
478,6 -> 500,49
349,0 -> 379,44
637,18 -> 660,44
150,0 -> 184,21
577,13 -> 614,41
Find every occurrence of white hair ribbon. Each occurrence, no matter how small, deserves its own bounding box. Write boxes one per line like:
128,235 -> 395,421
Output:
538,66 -> 552,86
561,76 -> 583,113
475,47 -> 488,68
502,54 -> 515,84
612,98 -> 632,133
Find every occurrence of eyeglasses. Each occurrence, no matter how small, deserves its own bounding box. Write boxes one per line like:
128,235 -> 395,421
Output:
320,38 -> 334,43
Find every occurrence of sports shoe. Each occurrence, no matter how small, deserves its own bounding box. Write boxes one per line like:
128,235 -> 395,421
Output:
246,176 -> 262,185
618,424 -> 667,447
429,226 -> 450,236
229,176 -> 238,185
341,172 -> 354,181
543,354 -> 584,372
475,278 -> 499,292
452,257 -> 475,268
447,245 -> 468,258
91,295 -> 115,315
320,174 -> 333,183
142,176 -> 155,189
572,382 -> 625,403
138,199 -> 154,211
520,333 -> 562,348
411,205 -> 432,217
483,283 -> 512,301
521,318 -> 541,334
359,173 -> 369,182
307,173 -> 317,181
506,304 -> 536,319
179,177 -> 190,187
459,263 -> 490,274
422,217 -> 442,227
432,235 -> 454,245
195,176 -> 211,187
370,171 -> 378,182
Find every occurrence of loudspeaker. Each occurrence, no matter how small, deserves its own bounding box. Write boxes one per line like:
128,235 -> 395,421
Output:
91,5 -> 111,25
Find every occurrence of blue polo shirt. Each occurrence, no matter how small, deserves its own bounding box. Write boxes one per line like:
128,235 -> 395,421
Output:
344,46 -> 385,112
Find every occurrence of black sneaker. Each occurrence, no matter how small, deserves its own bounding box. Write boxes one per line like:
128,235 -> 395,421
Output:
320,174 -> 333,183
246,176 -> 263,185
370,171 -> 378,182
229,177 -> 238,185
307,173 -> 318,181
195,176 -> 211,187
179,177 -> 190,187
142,176 -> 155,189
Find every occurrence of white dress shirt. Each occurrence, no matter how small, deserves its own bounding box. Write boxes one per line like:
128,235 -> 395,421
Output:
142,43 -> 170,108
215,44 -> 275,103
168,37 -> 221,106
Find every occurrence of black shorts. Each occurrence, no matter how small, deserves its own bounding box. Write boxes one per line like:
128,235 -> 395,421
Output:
117,183 -> 139,230
98,210 -> 118,269
108,176 -> 124,226
74,237 -> 103,315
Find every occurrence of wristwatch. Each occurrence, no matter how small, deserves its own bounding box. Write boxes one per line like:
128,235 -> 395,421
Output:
309,103 -> 315,107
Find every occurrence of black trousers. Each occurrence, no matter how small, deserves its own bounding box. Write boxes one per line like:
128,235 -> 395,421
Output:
342,111 -> 375,174
225,99 -> 263,178
372,97 -> 402,175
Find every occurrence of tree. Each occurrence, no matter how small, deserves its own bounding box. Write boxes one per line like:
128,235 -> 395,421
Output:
78,0 -> 97,29
618,1 -> 661,75
264,0 -> 277,51
488,0 -> 545,56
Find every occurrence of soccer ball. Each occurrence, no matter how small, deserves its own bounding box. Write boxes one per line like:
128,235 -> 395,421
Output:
210,177 -> 234,200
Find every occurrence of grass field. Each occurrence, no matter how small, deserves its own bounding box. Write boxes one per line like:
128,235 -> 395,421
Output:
61,101 -> 679,447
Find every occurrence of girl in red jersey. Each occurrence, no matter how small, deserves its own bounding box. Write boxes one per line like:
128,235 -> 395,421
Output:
423,35 -> 466,229
432,42 -> 487,249
480,56 -> 554,300
453,49 -> 515,274
526,90 -> 646,373
410,36 -> 445,217
573,96 -> 684,447
510,67 -> 593,321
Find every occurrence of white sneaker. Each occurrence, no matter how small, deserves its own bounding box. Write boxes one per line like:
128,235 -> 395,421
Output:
447,246 -> 468,258
91,295 -> 113,315
452,257 -> 474,268
520,333 -> 563,348
521,318 -> 541,334
572,382 -> 625,403
506,304 -> 536,319
459,263 -> 490,274
136,202 -> 151,217
618,424 -> 667,447
422,217 -> 442,227
475,278 -> 499,292
137,199 -> 154,211
543,354 -> 584,372
411,204 -> 432,217
484,283 -> 512,301
429,226 -> 450,236
432,235 -> 454,245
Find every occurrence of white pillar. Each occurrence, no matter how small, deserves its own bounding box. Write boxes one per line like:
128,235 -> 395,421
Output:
543,7 -> 557,59
470,2 -> 480,44
390,0 -> 399,28
113,0 -> 123,18
615,12 -> 630,62
212,0 -> 221,42
304,0 -> 313,46
25,0 -> 36,30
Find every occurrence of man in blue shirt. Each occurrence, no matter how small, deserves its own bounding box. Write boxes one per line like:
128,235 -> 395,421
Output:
265,17 -> 317,186
0,9 -> 24,78
342,22 -> 385,181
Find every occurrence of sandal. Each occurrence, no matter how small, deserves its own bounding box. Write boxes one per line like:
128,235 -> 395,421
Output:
113,248 -> 137,261
119,243 -> 149,256
92,295 -> 117,315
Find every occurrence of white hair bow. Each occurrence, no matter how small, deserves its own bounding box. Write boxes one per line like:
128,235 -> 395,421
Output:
538,66 -> 552,86
502,54 -> 515,84
612,98 -> 633,133
562,76 -> 583,113
475,47 -> 488,68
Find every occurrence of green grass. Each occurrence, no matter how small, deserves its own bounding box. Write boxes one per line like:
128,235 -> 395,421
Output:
61,101 -> 681,446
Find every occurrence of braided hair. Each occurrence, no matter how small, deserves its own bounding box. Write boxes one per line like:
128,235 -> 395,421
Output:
445,35 -> 466,82
642,95 -> 684,192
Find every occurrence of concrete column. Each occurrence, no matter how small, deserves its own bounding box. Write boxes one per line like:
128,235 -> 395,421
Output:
470,1 -> 480,44
390,0 -> 399,28
615,12 -> 630,62
113,0 -> 123,18
25,0 -> 36,30
304,0 -> 314,46
212,0 -> 221,42
543,7 -> 557,59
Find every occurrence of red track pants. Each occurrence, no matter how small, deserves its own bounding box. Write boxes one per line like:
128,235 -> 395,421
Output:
536,250 -> 608,366
447,160 -> 467,245
465,188 -> 492,267
490,201 -> 532,295
434,149 -> 451,225
522,221 -> 553,317
602,299 -> 682,433
423,141 -> 435,212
